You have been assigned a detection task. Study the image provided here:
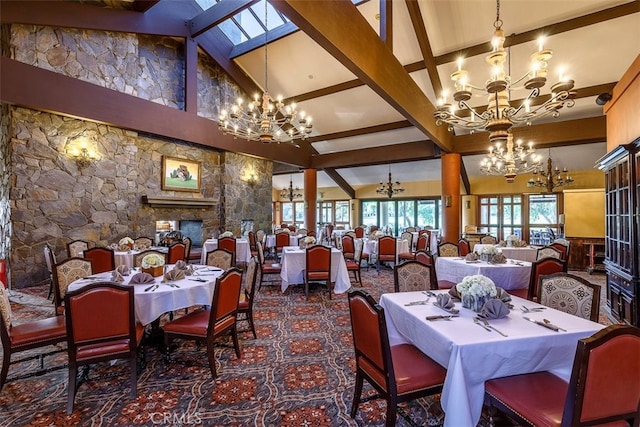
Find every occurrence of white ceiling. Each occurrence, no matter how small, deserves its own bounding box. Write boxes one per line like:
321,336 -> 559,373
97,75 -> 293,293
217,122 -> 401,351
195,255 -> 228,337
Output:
224,1 -> 640,191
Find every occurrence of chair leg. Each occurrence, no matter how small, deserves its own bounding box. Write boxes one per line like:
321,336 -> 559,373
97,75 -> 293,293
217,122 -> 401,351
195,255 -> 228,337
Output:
385,396 -> 398,427
350,372 -> 363,418
67,363 -> 78,415
246,310 -> 257,339
304,279 -> 310,301
0,351 -> 10,391
231,326 -> 241,359
327,280 -> 332,300
206,338 -> 218,379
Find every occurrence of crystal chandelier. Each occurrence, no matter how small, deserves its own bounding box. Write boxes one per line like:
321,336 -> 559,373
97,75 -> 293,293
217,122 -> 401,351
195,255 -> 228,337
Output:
479,132 -> 540,183
376,165 -> 405,199
433,0 -> 575,154
527,149 -> 574,192
281,176 -> 302,202
217,2 -> 313,146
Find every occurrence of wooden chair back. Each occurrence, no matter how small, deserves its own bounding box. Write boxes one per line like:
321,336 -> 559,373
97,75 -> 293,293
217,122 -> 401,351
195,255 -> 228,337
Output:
83,247 -> 116,274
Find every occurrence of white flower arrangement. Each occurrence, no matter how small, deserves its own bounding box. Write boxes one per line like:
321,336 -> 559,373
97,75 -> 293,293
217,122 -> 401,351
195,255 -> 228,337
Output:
119,237 -> 134,246
371,230 -> 385,240
141,253 -> 165,269
456,274 -> 497,298
219,231 -> 234,238
479,245 -> 499,255
303,236 -> 316,245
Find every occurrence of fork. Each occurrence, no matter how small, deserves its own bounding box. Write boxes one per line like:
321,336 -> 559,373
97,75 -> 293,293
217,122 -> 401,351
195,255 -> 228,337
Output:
480,318 -> 508,337
473,316 -> 492,332
520,305 -> 546,313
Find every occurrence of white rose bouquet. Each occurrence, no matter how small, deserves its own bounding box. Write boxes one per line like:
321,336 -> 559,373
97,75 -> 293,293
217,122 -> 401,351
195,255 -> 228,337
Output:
479,245 -> 499,255
371,230 -> 385,240
456,274 -> 497,298
300,235 -> 316,249
219,231 -> 234,238
141,253 -> 165,269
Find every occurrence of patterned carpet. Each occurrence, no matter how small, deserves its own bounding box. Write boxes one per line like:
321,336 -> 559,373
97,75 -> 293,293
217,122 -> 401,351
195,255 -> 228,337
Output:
0,266 -> 609,427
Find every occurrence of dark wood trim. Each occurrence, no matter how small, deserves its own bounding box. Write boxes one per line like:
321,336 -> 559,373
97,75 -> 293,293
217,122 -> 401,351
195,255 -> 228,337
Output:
230,22 -> 300,58
460,159 -> 471,195
324,169 -> 355,199
132,0 -> 160,13
305,120 -> 413,143
380,0 -> 392,48
453,117 -> 607,155
0,57 -> 311,167
405,0 -> 442,97
311,141 -> 437,169
185,37 -> 198,113
270,0 -> 452,152
189,0 -> 259,38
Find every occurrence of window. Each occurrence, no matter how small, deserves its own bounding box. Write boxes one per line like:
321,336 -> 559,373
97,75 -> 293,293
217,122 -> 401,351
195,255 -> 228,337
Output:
334,201 -> 350,228
479,196 -> 523,240
529,194 -> 559,245
360,199 -> 441,236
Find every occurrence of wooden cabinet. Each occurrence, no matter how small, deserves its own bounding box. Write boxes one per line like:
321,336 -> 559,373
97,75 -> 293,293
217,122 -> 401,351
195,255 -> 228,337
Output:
598,139 -> 640,327
585,242 -> 606,274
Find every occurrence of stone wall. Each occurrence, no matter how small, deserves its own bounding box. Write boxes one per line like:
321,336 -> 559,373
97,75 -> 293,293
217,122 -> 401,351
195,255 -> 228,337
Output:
1,24 -> 11,285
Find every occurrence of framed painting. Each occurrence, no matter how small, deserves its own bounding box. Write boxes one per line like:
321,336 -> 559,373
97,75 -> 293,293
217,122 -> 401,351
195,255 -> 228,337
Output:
161,156 -> 201,192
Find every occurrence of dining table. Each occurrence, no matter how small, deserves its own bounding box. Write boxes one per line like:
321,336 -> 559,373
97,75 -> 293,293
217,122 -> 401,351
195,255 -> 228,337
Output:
279,246 -> 351,294
200,238 -> 251,264
379,290 -> 605,427
435,256 -> 532,291
360,237 -> 410,264
473,244 -> 539,263
265,234 -> 302,248
68,265 -> 222,326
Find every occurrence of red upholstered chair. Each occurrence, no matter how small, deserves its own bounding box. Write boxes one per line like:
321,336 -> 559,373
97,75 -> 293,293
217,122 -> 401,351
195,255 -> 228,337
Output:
0,284 -> 67,391
164,268 -> 243,379
256,242 -> 281,290
83,247 -> 115,274
458,238 -> 471,256
484,324 -> 640,427
369,225 -> 379,233
549,241 -> 569,261
394,260 -> 438,292
218,237 -> 236,263
354,226 -> 365,238
64,282 -> 144,414
306,230 -> 316,238
52,257 -> 93,316
536,245 -> 564,261
238,257 -> 259,339
247,231 -> 258,258
304,244 -> 332,300
377,236 -> 397,272
348,290 -> 446,426
345,239 -> 363,286
341,235 -> 356,261
510,257 -> 567,300
287,225 -> 296,233
275,232 -> 290,260
418,229 -> 432,252
398,234 -> 429,263
167,242 -> 187,264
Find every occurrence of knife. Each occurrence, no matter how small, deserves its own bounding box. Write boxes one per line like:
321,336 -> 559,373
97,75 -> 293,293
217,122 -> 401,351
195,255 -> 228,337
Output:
144,284 -> 155,292
523,316 -> 560,332
426,314 -> 459,321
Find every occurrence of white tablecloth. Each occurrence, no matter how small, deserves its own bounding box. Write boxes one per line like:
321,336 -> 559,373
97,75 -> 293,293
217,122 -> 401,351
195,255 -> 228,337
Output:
379,291 -> 604,427
474,244 -> 539,263
265,234 -> 301,248
200,239 -> 251,264
68,265 -> 222,325
280,246 -> 351,294
361,238 -> 410,264
435,256 -> 532,290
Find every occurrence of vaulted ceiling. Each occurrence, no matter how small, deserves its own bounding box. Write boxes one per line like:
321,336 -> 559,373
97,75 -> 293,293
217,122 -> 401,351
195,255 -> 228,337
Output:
2,0 -> 639,195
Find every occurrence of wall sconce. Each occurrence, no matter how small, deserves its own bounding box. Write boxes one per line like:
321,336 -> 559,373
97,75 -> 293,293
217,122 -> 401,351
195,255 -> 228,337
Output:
246,173 -> 257,187
444,195 -> 452,207
66,137 -> 96,168
465,200 -> 471,209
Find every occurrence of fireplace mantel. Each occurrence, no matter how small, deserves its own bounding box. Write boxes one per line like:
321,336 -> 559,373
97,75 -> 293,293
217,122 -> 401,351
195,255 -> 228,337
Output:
142,195 -> 217,208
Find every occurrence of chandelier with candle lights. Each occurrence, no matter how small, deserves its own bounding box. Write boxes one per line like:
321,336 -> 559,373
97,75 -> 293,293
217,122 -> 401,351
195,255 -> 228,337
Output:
281,177 -> 302,202
376,165 -> 405,199
479,132 -> 541,182
433,0 -> 575,180
218,1 -> 313,146
527,149 -> 575,192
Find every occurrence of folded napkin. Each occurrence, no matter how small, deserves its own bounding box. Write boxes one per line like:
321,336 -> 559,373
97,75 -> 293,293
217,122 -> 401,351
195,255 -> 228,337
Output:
174,260 -> 194,276
129,272 -> 155,284
480,299 -> 510,319
116,265 -> 130,276
490,253 -> 507,264
162,269 -> 186,282
448,286 -> 460,300
495,287 -> 512,303
434,294 -> 459,313
110,270 -> 124,283
465,252 -> 479,261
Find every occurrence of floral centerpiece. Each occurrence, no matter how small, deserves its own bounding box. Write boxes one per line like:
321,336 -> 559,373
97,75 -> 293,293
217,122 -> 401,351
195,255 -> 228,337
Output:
118,236 -> 134,251
505,234 -> 520,247
370,230 -> 385,240
456,274 -> 497,312
219,231 -> 234,238
141,253 -> 165,277
300,236 -> 316,249
477,245 -> 499,262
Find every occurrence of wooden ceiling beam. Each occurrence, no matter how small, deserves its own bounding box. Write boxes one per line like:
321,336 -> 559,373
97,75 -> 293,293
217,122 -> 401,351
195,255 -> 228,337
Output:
305,120 -> 413,143
0,58 -> 311,167
324,169 -> 356,199
132,0 -> 160,13
270,0 -> 453,153
453,116 -> 607,156
405,0 -> 442,97
311,140 -> 437,169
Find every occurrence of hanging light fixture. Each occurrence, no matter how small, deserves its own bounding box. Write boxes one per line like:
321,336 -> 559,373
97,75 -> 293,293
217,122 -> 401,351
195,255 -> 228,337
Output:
479,132 -> 541,183
281,176 -> 302,202
376,165 -> 405,199
218,1 -> 313,146
433,0 -> 575,172
527,149 -> 575,192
